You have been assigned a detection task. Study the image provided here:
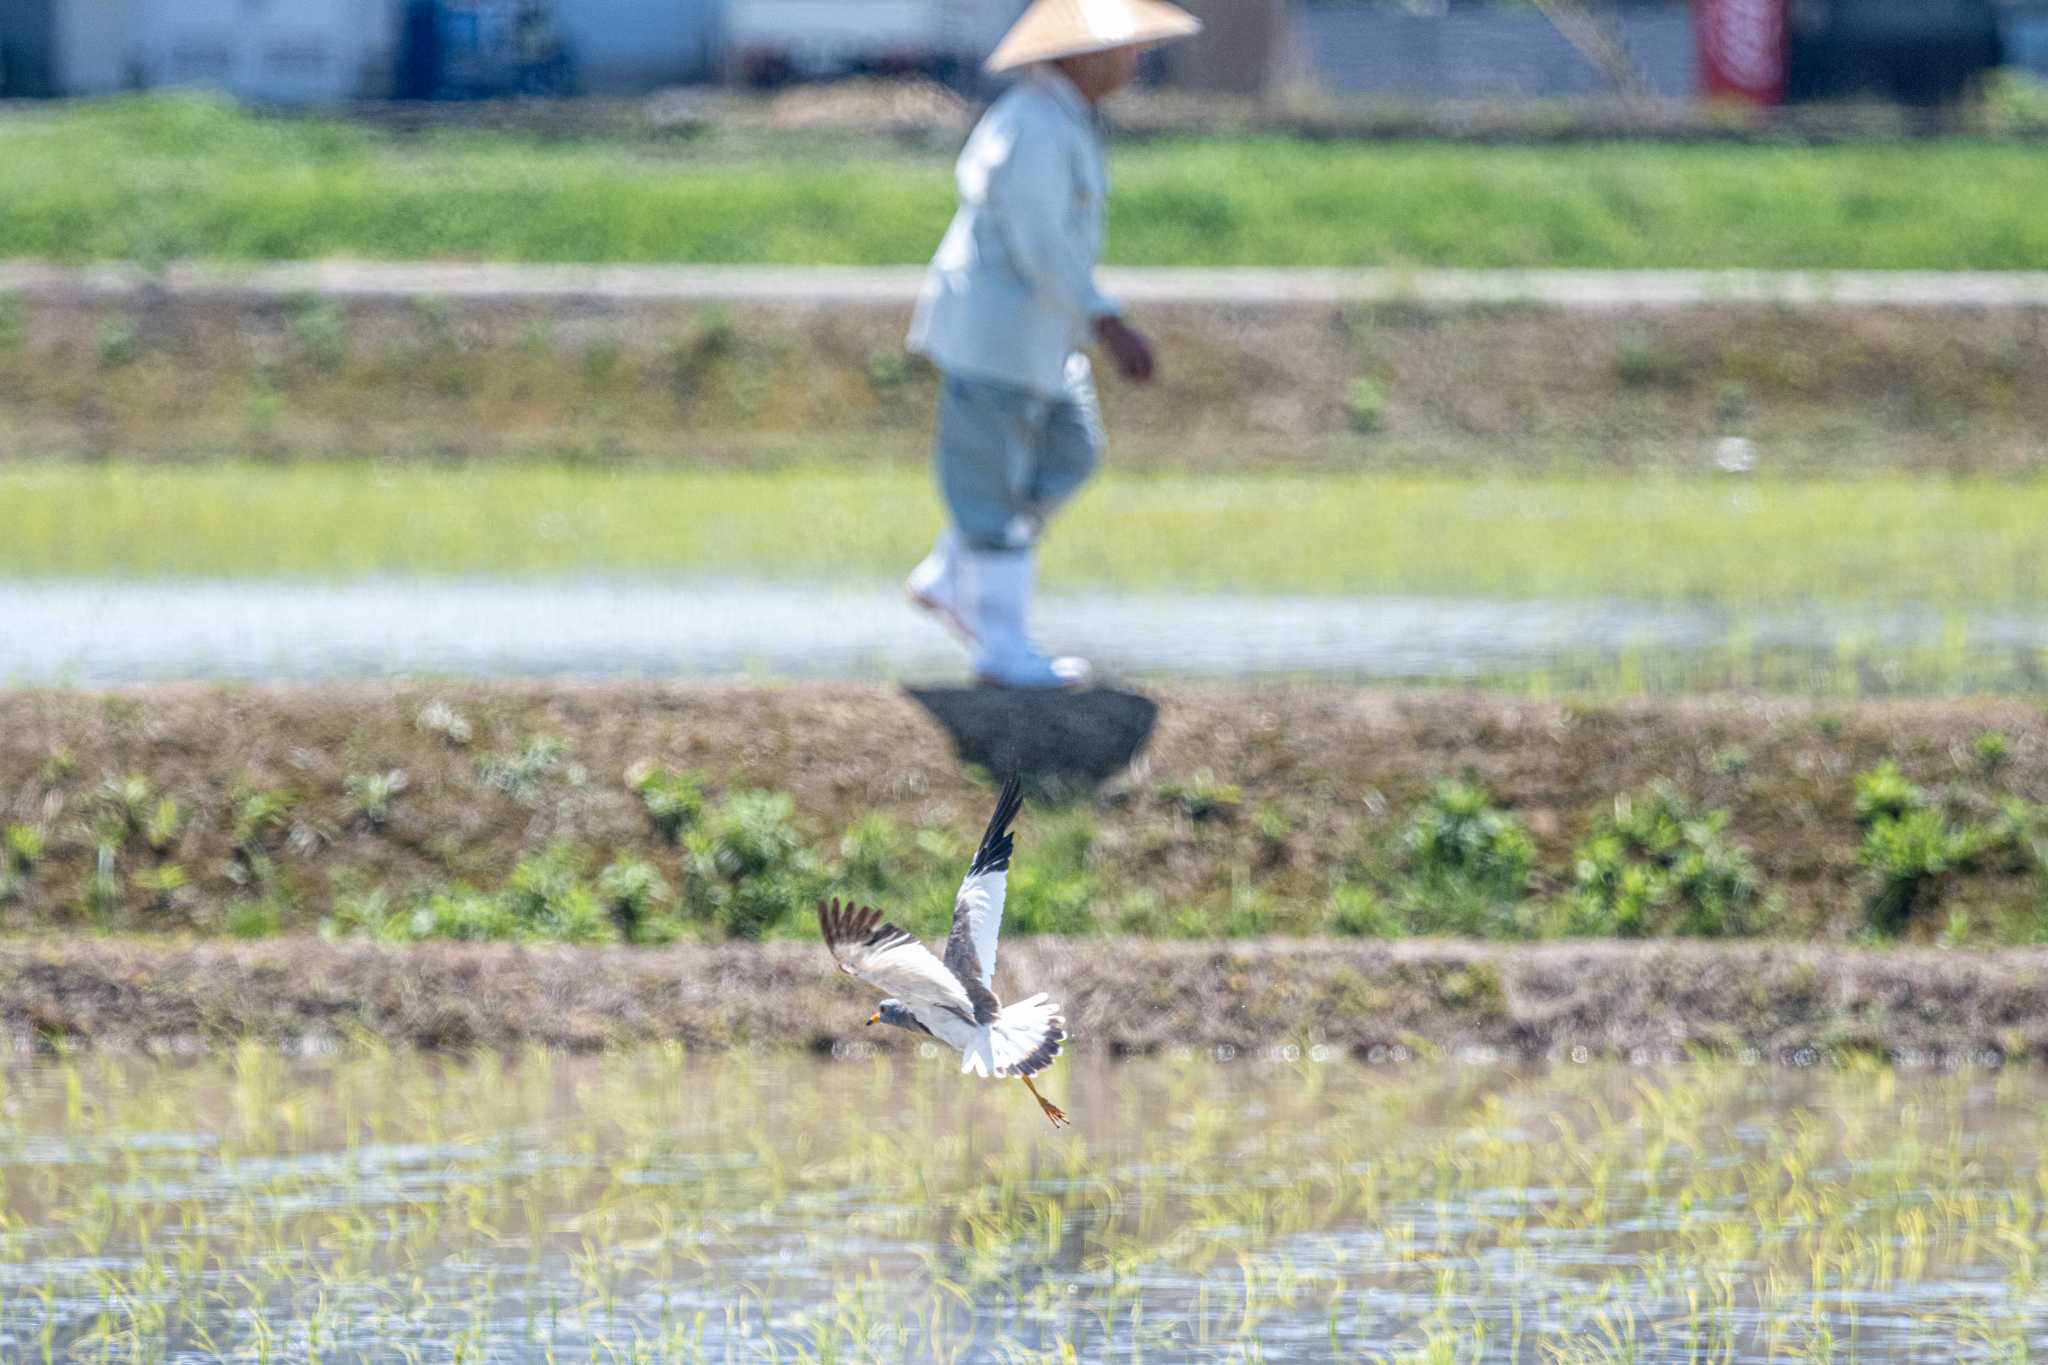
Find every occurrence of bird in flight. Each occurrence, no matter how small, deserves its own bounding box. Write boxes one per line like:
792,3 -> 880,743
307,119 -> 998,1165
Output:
819,776 -> 1069,1128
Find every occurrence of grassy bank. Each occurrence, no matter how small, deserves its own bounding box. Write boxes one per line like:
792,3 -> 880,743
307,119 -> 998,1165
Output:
9,283 -> 2048,472
6,462 -> 2046,608
2,685 -> 2045,946
6,96 -> 2048,268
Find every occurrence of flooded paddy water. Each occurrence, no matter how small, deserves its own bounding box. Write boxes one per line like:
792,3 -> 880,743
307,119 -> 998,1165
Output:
2,1047 -> 2044,1362
7,577 -> 2048,691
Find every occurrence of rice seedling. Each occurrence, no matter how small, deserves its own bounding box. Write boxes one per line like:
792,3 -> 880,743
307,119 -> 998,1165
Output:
6,465 -> 2048,616
0,1047 -> 2040,1361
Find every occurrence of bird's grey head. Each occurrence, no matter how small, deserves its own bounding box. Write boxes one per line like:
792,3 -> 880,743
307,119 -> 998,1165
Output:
867,999 -> 926,1033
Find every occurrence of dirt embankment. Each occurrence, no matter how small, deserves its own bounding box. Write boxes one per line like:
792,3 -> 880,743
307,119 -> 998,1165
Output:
2,684 -> 2045,941
5,280 -> 2045,473
4,936 -> 2044,1065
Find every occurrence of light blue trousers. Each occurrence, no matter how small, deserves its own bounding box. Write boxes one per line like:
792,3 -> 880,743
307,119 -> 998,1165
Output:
932,355 -> 1103,553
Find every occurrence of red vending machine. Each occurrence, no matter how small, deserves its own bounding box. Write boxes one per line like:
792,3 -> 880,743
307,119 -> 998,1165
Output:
1696,0 -> 1787,104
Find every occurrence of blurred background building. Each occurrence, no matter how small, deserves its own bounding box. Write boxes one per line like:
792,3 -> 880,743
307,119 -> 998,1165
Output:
0,0 -> 2040,106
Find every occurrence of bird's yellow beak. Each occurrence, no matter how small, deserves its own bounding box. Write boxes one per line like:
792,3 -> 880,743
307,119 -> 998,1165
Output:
865,1013 -> 880,1027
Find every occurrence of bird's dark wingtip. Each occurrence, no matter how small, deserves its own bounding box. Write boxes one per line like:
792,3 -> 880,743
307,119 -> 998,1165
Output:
967,774 -> 1025,877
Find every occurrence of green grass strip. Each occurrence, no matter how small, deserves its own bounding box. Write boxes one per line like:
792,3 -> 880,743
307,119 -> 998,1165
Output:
4,96 -> 2048,267
5,462 -> 2045,607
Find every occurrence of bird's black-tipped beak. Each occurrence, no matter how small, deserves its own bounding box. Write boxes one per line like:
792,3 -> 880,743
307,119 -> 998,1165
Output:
865,1013 -> 880,1027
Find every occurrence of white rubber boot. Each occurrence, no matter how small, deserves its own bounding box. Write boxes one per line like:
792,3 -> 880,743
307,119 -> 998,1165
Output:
905,528 -> 976,647
965,548 -> 1090,689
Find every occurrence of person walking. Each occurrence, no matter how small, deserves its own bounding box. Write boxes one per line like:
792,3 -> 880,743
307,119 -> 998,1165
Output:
904,0 -> 1202,688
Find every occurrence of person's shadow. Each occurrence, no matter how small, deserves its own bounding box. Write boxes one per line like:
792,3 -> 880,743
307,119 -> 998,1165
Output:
904,686 -> 1158,796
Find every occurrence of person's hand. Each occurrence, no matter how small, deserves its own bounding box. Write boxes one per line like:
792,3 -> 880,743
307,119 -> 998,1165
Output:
1093,315 -> 1155,384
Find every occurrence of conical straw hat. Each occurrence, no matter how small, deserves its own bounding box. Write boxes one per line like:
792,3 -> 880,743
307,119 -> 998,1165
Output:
985,0 -> 1203,74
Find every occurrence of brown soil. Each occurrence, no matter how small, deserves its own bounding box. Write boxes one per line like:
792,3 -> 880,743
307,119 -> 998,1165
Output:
2,683 -> 2044,941
5,286 -> 2045,473
4,936 -> 2044,1064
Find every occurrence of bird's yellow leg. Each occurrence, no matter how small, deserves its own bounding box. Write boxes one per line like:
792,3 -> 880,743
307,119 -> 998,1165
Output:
1020,1075 -> 1068,1128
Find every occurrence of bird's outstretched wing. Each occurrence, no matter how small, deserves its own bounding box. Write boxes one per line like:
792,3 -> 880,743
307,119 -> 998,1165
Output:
818,899 -> 994,1026
944,775 -> 1021,994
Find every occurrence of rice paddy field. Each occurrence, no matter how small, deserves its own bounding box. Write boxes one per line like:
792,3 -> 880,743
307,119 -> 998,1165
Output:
6,96 -> 2048,269
10,83 -> 2048,1365
2,1045 -> 2045,1363
8,461 -> 2047,696
4,464 -> 2044,607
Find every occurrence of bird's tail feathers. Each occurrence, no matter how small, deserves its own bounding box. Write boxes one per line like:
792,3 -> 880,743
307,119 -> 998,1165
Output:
960,992 -> 1066,1079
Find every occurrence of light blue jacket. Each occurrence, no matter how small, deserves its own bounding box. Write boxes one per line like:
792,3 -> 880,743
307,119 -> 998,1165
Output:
907,67 -> 1122,398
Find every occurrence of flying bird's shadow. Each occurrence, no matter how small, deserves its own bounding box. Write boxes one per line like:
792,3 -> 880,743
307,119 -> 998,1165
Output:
904,685 -> 1158,797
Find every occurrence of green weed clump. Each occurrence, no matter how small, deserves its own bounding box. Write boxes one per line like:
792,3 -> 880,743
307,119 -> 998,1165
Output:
1329,885 -> 1401,938
996,807 -> 1098,936
414,698 -> 474,746
1157,772 -> 1243,822
6,823 -> 46,874
86,773 -> 156,841
501,844 -> 613,943
597,857 -> 679,944
325,846 -> 652,945
684,790 -> 823,939
1971,730 -> 2011,774
629,763 -> 706,844
343,768 -> 408,829
1343,377 -> 1387,433
1851,761 -> 2038,936
1853,759 -> 1926,827
1568,784 -> 1763,937
1401,780 -> 1535,937
287,296 -> 348,371
475,736 -> 570,805
836,813 -> 906,895
1860,810 -> 1978,936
